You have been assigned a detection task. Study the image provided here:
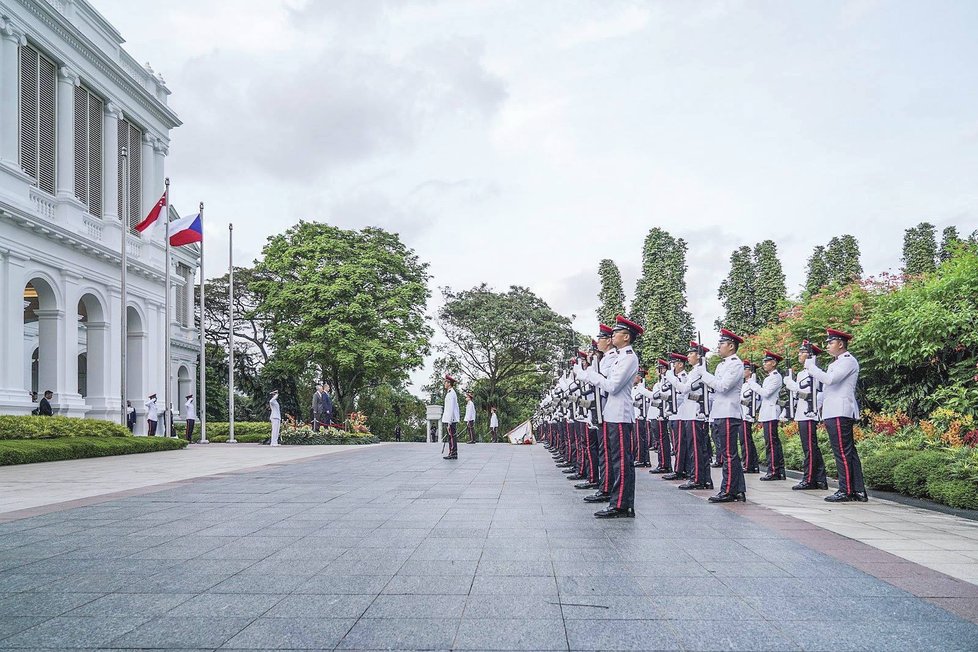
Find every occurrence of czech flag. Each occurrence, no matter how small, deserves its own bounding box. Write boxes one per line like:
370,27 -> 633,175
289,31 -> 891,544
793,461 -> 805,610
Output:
168,212 -> 203,247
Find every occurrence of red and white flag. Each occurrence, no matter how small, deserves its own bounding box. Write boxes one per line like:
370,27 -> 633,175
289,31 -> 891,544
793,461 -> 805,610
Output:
134,192 -> 166,233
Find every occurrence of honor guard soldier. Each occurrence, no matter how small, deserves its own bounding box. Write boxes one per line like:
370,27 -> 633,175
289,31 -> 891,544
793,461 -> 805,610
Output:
662,353 -> 690,482
689,328 -> 747,503
632,368 -> 653,468
740,362 -> 761,473
784,341 -> 828,490
577,315 -> 642,518
649,359 -> 674,474
681,341 -> 714,490
805,329 -> 867,502
748,351 -> 786,481
464,392 -> 477,443
578,326 -> 615,493
489,406 -> 499,443
442,375 -> 460,459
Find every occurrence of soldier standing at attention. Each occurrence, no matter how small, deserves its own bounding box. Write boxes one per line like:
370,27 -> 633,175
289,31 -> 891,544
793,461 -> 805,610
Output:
805,329 -> 867,502
784,341 -> 828,490
740,362 -> 760,473
489,406 -> 499,442
465,392 -> 477,443
184,394 -> 196,443
681,342 -> 714,491
662,353 -> 690,483
145,393 -> 159,436
649,359 -> 673,474
748,351 -> 786,481
577,315 -> 642,519
269,390 -> 281,447
688,328 -> 747,504
442,375 -> 460,460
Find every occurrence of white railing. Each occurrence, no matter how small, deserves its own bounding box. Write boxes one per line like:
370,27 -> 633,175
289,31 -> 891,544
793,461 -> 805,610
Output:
126,238 -> 142,259
83,217 -> 103,241
29,188 -> 56,221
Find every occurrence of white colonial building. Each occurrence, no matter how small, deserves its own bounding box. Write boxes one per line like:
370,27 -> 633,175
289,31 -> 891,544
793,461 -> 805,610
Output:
0,0 -> 199,432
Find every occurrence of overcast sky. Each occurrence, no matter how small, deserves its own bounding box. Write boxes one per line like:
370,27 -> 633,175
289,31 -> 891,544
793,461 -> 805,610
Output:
97,0 -> 977,392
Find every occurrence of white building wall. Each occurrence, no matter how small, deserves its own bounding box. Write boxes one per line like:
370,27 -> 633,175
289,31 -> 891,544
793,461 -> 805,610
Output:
0,0 -> 197,429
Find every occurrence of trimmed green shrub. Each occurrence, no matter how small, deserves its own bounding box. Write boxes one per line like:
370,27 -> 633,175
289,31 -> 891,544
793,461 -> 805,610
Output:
863,449 -> 917,491
0,436 -> 187,466
204,422 -> 271,438
926,479 -> 978,510
892,451 -> 949,498
279,425 -> 378,446
0,415 -> 130,440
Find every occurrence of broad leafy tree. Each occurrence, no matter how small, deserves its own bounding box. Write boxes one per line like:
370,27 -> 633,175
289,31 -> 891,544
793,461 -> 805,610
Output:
252,222 -> 432,418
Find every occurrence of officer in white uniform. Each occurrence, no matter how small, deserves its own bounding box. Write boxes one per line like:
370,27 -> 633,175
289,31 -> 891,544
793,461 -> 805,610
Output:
662,353 -> 691,482
649,359 -> 673,474
577,315 -> 642,518
184,394 -> 196,443
489,406 -> 499,442
747,351 -> 786,481
464,393 -> 477,443
145,394 -> 159,436
268,390 -> 281,446
688,328 -> 747,503
442,375 -> 461,459
740,362 -> 761,473
783,341 -> 828,490
805,328 -> 867,502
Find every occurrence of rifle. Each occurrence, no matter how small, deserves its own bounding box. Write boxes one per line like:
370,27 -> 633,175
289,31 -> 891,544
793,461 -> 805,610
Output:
782,345 -> 796,421
695,331 -> 712,420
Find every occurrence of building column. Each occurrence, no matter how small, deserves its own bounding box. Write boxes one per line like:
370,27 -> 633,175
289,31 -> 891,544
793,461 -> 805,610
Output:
102,103 -> 121,224
33,308 -> 62,401
140,133 -> 155,226
0,250 -> 31,413
0,18 -> 25,169
83,320 -> 111,419
56,67 -> 80,201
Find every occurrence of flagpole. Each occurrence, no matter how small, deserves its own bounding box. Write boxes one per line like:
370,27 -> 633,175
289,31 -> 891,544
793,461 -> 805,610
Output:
163,178 -> 172,437
120,147 -> 129,428
198,201 -> 208,444
228,222 -> 236,443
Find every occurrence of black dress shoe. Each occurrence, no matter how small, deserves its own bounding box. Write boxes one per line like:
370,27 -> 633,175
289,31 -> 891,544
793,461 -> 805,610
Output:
556,462 -> 572,468
633,461 -> 651,468
566,474 -> 585,480
661,472 -> 684,481
824,490 -> 854,502
852,491 -> 869,502
583,492 -> 610,503
816,481 -> 829,490
594,507 -> 635,518
708,492 -> 747,503
443,455 -> 457,460
574,481 -> 597,490
649,467 -> 671,474
679,481 -> 713,490
792,481 -> 816,490
759,473 -> 786,481
561,468 -> 577,474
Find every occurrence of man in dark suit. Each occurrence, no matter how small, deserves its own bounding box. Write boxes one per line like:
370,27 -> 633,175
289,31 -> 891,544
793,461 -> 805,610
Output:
38,390 -> 54,416
321,383 -> 334,428
312,385 -> 324,431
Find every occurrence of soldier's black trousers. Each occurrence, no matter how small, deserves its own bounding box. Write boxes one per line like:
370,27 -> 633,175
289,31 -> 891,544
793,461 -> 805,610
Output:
604,422 -> 635,509
586,425 -> 601,484
678,420 -> 696,477
655,419 -> 672,470
447,422 -> 458,457
761,420 -> 785,476
741,420 -> 759,471
798,420 -> 827,485
685,420 -> 711,485
671,421 -> 686,477
639,420 -> 652,465
713,418 -> 747,496
467,421 -> 476,443
826,417 -> 865,494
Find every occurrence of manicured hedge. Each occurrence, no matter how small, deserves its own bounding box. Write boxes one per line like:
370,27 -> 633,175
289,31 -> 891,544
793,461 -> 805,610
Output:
280,426 -> 378,446
0,415 -> 130,440
0,436 -> 187,466
927,479 -> 978,510
196,422 -> 271,438
892,451 -> 948,499
862,449 -> 917,492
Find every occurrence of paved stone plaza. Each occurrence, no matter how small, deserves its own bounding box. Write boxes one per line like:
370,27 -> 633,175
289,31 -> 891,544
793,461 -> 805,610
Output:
0,443 -> 976,651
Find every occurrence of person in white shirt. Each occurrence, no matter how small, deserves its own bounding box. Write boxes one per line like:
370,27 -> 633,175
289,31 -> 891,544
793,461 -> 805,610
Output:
662,353 -> 691,482
145,394 -> 159,436
671,341 -> 713,490
747,351 -> 786,481
649,359 -> 674,474
688,328 -> 747,503
183,394 -> 197,443
489,406 -> 499,442
576,315 -> 643,519
269,390 -> 281,446
805,328 -> 867,502
464,392 -> 477,443
442,375 -> 460,459
632,369 -> 654,468
783,341 -> 828,490
579,324 -> 616,495
740,362 -> 761,473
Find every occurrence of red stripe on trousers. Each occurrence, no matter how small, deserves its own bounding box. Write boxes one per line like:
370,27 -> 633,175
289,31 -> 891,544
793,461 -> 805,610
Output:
602,423 -> 610,493
806,421 -> 814,483
837,417 -> 852,493
689,421 -> 699,483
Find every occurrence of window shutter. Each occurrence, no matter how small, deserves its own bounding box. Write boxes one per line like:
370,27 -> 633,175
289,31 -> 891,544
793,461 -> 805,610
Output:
18,44 -> 57,196
18,46 -> 38,185
36,55 -> 56,195
116,119 -> 142,229
73,84 -> 88,205
87,93 -> 103,217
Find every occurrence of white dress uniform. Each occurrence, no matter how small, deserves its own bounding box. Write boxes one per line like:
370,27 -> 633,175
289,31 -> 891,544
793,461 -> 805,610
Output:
442,387 -> 460,458
269,395 -> 281,446
784,368 -> 828,487
805,350 -> 865,495
747,369 -> 785,477
689,354 -> 746,496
